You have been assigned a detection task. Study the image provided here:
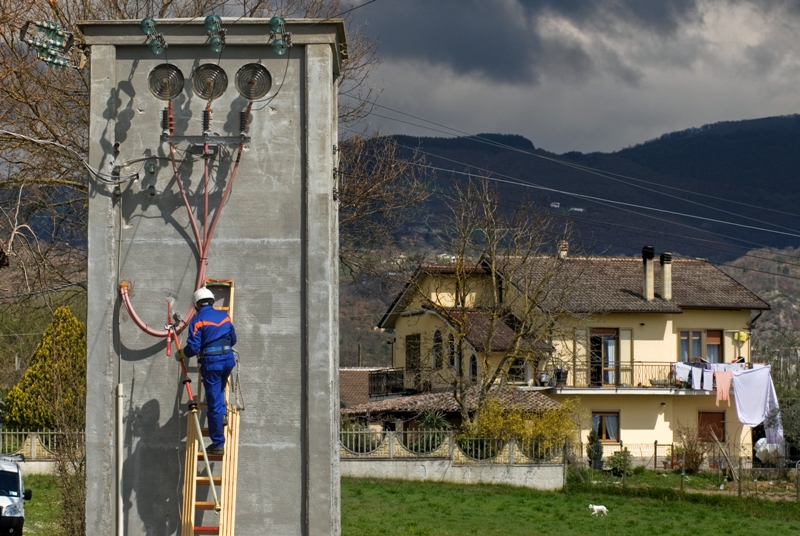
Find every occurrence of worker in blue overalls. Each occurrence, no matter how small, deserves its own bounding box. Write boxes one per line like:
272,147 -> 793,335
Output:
177,287 -> 237,455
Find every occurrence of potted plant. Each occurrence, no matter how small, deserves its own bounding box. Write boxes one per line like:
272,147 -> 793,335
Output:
586,429 -> 604,470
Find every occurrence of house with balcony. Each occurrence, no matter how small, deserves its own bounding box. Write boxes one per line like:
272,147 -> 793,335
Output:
372,245 -> 772,461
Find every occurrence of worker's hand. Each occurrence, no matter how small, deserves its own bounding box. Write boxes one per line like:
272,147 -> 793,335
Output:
175,348 -> 186,362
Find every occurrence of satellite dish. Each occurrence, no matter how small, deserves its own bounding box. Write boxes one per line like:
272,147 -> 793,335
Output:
235,63 -> 272,100
191,64 -> 228,101
147,63 -> 185,101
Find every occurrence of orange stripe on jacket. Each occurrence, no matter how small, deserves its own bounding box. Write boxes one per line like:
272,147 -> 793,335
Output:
193,317 -> 231,335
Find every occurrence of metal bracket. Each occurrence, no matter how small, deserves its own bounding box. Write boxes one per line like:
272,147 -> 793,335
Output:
162,134 -> 251,147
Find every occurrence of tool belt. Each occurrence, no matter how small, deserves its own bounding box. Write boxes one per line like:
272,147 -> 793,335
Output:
202,345 -> 232,356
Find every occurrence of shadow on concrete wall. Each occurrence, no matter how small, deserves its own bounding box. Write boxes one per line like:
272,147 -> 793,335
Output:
122,394 -> 184,536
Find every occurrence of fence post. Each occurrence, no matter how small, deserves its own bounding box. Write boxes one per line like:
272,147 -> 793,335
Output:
389,431 -> 394,459
509,439 -> 515,466
563,440 -> 569,487
622,447 -> 628,487
796,462 -> 799,502
448,431 -> 455,461
654,440 -> 658,471
680,452 -> 685,492
738,457 -> 743,497
31,432 -> 37,460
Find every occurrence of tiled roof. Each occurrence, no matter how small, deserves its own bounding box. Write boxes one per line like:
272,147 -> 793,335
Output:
503,255 -> 769,313
339,368 -> 381,408
460,311 -> 553,353
341,385 -> 561,416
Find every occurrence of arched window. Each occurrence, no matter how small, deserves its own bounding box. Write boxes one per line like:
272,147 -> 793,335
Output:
447,333 -> 456,368
469,354 -> 478,383
432,330 -> 443,369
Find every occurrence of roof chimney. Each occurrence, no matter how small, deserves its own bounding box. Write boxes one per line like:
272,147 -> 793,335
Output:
660,252 -> 672,301
642,245 -> 655,301
557,240 -> 568,259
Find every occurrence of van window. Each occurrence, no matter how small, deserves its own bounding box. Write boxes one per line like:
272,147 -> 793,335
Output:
0,470 -> 20,496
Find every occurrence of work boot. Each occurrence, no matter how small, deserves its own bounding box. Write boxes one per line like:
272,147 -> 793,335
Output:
208,446 -> 225,456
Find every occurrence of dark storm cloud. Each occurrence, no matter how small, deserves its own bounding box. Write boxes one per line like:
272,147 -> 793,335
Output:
353,0 -> 702,84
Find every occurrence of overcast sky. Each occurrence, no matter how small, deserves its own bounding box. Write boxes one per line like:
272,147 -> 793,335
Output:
348,0 -> 800,154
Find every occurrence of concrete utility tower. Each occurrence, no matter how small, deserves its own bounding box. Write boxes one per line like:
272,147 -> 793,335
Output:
79,18 -> 345,535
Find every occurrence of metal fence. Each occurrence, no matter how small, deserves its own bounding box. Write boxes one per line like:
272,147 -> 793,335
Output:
339,430 -> 563,464
0,430 -> 84,460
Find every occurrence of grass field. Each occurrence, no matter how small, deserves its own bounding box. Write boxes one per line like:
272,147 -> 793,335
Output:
341,477 -> 800,536
22,474 -> 63,536
20,473 -> 800,535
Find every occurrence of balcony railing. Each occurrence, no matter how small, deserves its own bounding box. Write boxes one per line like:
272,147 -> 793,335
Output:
368,368 -> 405,397
545,361 -> 675,389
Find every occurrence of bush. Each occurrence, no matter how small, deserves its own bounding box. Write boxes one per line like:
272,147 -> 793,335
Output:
586,429 -> 604,469
675,423 -> 710,474
632,464 -> 646,476
608,450 -> 631,477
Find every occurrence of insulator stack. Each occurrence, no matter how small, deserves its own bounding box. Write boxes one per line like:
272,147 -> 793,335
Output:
239,111 -> 249,133
162,109 -> 170,131
202,109 -> 212,133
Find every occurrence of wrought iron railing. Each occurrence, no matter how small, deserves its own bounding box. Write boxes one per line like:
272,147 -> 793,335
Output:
548,361 -> 674,388
398,430 -> 448,455
368,368 -> 405,397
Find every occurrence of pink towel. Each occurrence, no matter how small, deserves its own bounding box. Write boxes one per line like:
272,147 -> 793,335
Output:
715,371 -> 732,407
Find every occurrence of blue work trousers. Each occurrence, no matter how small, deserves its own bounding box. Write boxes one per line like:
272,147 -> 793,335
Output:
201,355 -> 236,449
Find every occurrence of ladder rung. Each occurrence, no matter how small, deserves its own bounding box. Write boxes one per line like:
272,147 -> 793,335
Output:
196,476 -> 222,485
205,280 -> 233,286
214,306 -> 230,311
201,428 -> 210,436
194,526 -> 220,535
195,501 -> 217,510
198,452 -> 223,461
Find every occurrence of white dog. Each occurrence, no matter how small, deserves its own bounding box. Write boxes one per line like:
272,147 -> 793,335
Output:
589,504 -> 608,516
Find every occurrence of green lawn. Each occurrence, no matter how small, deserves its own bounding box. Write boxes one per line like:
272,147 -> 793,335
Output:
342,477 -> 800,536
22,474 -> 63,536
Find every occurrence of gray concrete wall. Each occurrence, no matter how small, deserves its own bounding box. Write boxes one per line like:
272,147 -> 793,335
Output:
17,460 -> 56,476
340,460 -> 564,490
80,19 -> 344,536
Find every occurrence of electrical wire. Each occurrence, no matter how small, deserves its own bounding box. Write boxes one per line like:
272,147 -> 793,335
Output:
0,278 -> 87,300
344,94 -> 800,223
0,129 -> 139,184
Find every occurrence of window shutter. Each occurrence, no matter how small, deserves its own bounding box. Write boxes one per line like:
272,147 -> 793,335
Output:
619,329 -> 633,364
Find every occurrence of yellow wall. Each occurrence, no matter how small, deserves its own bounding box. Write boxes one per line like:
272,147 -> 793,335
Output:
552,309 -> 753,368
550,392 -> 750,449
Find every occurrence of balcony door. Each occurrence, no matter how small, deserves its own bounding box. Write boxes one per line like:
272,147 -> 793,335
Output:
590,328 -> 618,387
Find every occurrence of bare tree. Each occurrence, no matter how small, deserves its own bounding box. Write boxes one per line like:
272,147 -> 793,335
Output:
403,177 -> 587,423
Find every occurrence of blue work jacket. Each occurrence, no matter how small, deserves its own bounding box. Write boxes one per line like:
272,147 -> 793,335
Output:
183,305 -> 237,359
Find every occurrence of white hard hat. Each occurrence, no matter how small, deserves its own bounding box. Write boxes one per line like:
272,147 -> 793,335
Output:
193,287 -> 215,305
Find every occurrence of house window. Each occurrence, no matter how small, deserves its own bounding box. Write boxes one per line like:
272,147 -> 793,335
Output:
679,330 -> 723,363
447,333 -> 456,368
469,354 -> 478,383
508,358 -> 526,383
698,412 -> 725,442
432,330 -> 443,369
592,412 -> 619,442
706,331 -> 722,363
679,331 -> 701,362
590,328 -> 618,386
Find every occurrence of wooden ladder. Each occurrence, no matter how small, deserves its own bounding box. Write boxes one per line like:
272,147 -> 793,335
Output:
181,279 -> 241,536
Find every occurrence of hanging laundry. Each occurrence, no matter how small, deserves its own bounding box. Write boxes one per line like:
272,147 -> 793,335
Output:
674,362 -> 691,382
715,371 -> 732,407
703,369 -> 714,391
691,366 -> 702,390
731,365 -> 783,443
